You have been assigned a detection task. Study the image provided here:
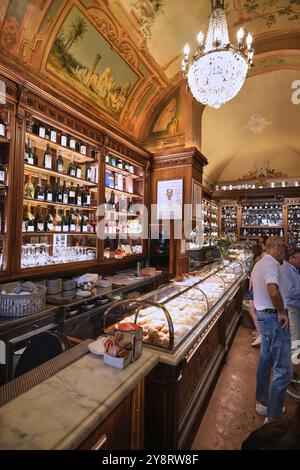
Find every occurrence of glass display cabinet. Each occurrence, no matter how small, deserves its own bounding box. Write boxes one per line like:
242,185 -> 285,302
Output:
104,260 -> 246,352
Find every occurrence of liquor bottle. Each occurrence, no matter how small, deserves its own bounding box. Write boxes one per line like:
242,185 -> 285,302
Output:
75,163 -> 82,179
86,165 -> 92,181
109,190 -> 115,208
54,177 -> 62,204
79,141 -> 87,156
62,211 -> 69,232
69,135 -> 76,151
33,146 -> 38,166
68,208 -> 76,232
45,127 -> 50,141
68,181 -> 76,205
38,122 -> 46,139
25,138 -> 34,165
81,213 -> 88,232
44,208 -> 54,231
84,186 -> 91,206
50,128 -> 57,144
61,132 -> 68,147
62,180 -> 68,205
0,111 -> 6,137
43,144 -> 52,169
44,176 -> 53,202
24,174 -> 35,199
75,209 -> 81,232
25,113 -> 32,133
34,207 -> 44,232
23,204 -> 34,232
32,121 -> 39,135
0,162 -> 6,183
56,150 -> 64,173
76,185 -> 82,206
53,210 -> 62,232
67,158 -> 76,177
34,172 -> 44,201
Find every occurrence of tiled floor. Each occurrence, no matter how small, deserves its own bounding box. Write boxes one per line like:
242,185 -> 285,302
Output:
191,325 -> 299,450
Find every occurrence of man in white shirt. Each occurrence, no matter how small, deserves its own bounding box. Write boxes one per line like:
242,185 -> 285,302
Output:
252,237 -> 293,423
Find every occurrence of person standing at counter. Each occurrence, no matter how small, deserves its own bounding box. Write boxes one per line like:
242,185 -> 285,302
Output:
252,237 -> 293,423
281,247 -> 300,382
248,244 -> 263,347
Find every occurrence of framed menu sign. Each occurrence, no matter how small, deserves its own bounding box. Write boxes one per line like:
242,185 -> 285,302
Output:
157,179 -> 183,220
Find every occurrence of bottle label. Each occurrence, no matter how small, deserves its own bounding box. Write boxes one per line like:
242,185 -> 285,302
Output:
55,226 -> 61,232
0,171 -> 5,182
76,169 -> 81,179
82,226 -> 88,232
47,193 -> 53,202
27,157 -> 34,165
70,169 -> 76,177
48,223 -> 53,231
0,124 -> 5,137
86,195 -> 91,205
57,163 -> 63,173
38,223 -> 44,231
38,195 -> 44,201
77,196 -> 82,205
70,224 -> 76,231
80,145 -> 86,155
70,139 -> 76,150
63,225 -> 69,232
61,136 -> 67,146
57,194 -> 62,203
63,194 -> 68,204
44,155 -> 52,169
69,190 -> 75,198
50,131 -> 57,143
39,128 -> 46,139
27,225 -> 34,232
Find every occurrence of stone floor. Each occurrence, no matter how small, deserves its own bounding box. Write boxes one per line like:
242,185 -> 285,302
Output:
191,325 -> 299,450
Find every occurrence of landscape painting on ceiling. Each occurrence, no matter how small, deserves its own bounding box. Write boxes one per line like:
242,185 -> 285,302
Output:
47,6 -> 139,117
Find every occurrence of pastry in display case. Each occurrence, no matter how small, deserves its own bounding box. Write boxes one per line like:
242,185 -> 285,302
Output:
103,260 -> 247,352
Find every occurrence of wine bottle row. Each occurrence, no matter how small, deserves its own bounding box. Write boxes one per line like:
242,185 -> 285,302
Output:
221,206 -> 237,235
24,173 -> 92,207
241,203 -> 283,227
26,115 -> 98,159
25,138 -> 97,182
23,206 -> 96,234
106,153 -> 135,174
288,205 -> 300,246
241,227 -> 284,237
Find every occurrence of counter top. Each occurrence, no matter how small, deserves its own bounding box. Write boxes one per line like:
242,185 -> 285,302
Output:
0,349 -> 158,450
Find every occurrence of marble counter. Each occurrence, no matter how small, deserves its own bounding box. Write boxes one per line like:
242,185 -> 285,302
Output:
0,350 -> 158,450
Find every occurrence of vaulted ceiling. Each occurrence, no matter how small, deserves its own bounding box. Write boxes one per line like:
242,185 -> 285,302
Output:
0,0 -> 300,183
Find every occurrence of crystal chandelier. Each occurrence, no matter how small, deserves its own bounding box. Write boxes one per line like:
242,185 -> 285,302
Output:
182,0 -> 254,109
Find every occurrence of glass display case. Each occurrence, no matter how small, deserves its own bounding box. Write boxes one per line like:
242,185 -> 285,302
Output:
104,260 -> 245,352
188,245 -> 222,272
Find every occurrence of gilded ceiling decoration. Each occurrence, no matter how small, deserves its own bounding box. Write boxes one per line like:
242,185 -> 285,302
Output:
242,161 -> 287,187
242,113 -> 273,134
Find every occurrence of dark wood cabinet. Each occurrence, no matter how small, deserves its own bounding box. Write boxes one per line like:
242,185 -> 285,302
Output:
77,380 -> 144,450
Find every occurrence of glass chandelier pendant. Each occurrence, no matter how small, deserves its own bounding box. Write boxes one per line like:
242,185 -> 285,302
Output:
182,0 -> 254,109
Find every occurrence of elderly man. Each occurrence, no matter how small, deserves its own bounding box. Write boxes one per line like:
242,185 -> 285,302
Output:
281,247 -> 300,387
252,237 -> 293,423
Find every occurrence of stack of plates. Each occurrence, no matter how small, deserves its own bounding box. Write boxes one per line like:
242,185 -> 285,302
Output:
63,279 -> 76,291
46,279 -> 62,295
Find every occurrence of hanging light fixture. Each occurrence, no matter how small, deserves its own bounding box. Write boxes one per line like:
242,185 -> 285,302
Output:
182,0 -> 254,109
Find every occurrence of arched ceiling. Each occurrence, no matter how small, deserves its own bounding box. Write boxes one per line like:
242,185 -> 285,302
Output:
201,69 -> 300,183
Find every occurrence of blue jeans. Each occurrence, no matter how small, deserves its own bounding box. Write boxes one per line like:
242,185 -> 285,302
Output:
288,306 -> 300,354
256,311 -> 293,421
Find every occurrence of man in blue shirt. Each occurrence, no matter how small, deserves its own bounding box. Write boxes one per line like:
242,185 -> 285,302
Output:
281,248 -> 300,386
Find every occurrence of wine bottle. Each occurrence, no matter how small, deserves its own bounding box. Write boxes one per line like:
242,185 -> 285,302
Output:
53,210 -> 61,232
45,127 -> 50,141
91,147 -> 98,159
75,163 -> 82,179
0,111 -> 6,137
0,162 -> 6,183
44,176 -> 53,202
38,122 -> 46,139
68,181 -> 76,205
34,172 -> 44,201
50,128 -> 57,143
24,204 -> 35,232
44,208 -> 54,231
62,211 -> 69,232
68,208 -> 76,232
109,190 -> 115,208
83,186 -> 91,206
76,185 -> 82,206
56,150 -> 64,173
24,174 -> 35,199
34,207 -> 44,232
79,141 -> 86,156
86,165 -> 92,181
61,132 -> 68,147
25,138 -> 34,165
43,144 -> 52,169
62,180 -> 68,205
54,178 -> 62,203
75,209 -> 81,232
67,158 -> 76,177
81,213 -> 88,232
69,135 -> 76,151
25,113 -> 32,133
117,159 -> 123,170
33,146 -> 38,166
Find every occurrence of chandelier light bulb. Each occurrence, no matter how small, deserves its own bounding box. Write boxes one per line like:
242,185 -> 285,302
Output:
182,1 -> 254,109
246,33 -> 253,49
197,31 -> 204,46
184,43 -> 190,57
237,28 -> 244,43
